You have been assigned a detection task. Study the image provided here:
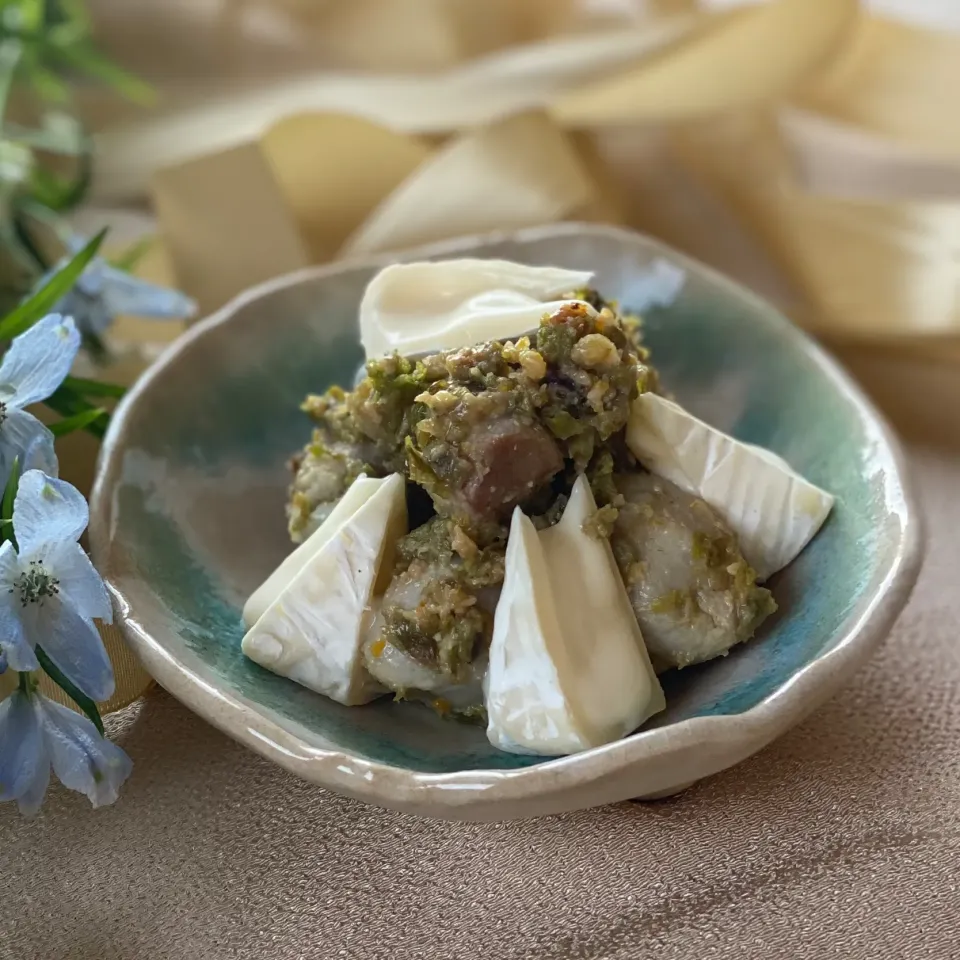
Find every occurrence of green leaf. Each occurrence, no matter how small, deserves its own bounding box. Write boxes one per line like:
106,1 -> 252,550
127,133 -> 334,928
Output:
49,405 -> 105,436
35,645 -> 105,735
1,455 -> 20,549
12,206 -> 48,272
47,0 -> 91,43
20,49 -> 70,102
29,147 -> 92,210
18,0 -> 44,32
61,374 -> 126,399
0,38 -> 24,125
0,226 -> 104,339
45,382 -> 108,438
48,42 -> 154,104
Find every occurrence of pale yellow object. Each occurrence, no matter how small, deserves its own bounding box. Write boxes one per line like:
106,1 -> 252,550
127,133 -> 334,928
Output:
671,112 -> 960,341
87,0 -> 960,346
241,473 -> 407,705
260,114 -> 432,262
800,16 -> 960,159
778,108 -> 960,202
91,14 -> 696,200
358,258 -> 593,358
626,393 -> 834,580
340,112 -> 596,257
242,474 -> 382,628
151,141 -> 310,314
485,478 -> 664,756
553,0 -> 860,124
315,0 -> 526,71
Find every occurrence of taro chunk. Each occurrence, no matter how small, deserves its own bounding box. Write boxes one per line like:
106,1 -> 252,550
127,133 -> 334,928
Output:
610,472 -> 776,672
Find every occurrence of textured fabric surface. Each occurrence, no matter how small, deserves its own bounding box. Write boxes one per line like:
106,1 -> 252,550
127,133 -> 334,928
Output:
4,351 -> 959,960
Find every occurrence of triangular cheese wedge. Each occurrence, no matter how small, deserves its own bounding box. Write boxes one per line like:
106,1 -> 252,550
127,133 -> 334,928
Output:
485,476 -> 664,755
241,473 -> 407,705
243,474 -> 381,628
626,393 -> 834,580
360,258 -> 595,359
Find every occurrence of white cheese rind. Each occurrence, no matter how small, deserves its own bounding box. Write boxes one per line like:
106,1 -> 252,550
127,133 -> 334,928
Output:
485,477 -> 665,756
359,258 -> 595,358
241,473 -> 407,705
626,393 -> 834,580
242,474 -> 380,628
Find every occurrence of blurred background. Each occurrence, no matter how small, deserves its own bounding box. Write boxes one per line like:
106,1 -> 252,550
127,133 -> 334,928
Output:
5,0 -> 960,447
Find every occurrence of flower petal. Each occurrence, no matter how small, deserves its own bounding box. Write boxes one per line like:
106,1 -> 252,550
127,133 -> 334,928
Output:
0,691 -> 48,814
0,314 -> 80,408
44,540 -> 112,624
33,597 -> 114,702
0,604 -> 37,672
0,542 -> 37,672
0,536 -> 20,583
39,696 -> 131,807
0,410 -> 58,483
57,288 -> 112,337
98,266 -> 197,321
14,471 -> 88,556
16,743 -> 51,817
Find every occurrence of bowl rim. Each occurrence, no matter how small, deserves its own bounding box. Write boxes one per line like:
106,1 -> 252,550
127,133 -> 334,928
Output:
89,222 -> 924,818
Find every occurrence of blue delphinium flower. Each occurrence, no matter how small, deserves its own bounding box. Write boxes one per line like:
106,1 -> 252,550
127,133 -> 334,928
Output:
0,686 -> 132,816
0,470 -> 113,699
52,235 -> 196,337
0,313 -> 80,487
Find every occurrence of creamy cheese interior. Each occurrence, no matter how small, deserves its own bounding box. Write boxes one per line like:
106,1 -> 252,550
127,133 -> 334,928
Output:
626,393 -> 834,579
485,477 -> 664,755
241,473 -> 407,705
243,474 -> 380,628
360,258 -> 595,359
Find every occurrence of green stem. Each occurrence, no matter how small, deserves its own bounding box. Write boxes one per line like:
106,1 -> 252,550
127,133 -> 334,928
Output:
45,383 -> 107,439
35,646 -> 104,734
12,208 -> 49,272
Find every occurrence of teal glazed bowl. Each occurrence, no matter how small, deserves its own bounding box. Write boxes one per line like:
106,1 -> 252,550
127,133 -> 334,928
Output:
90,223 -> 922,821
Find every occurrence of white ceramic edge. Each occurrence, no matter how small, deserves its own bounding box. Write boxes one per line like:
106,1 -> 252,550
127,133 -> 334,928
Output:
89,222 -> 924,822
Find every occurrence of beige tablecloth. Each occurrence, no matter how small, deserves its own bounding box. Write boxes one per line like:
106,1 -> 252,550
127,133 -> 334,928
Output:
4,348 -> 960,960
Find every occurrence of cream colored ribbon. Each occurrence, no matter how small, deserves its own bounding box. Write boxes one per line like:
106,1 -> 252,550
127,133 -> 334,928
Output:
87,0 -> 960,343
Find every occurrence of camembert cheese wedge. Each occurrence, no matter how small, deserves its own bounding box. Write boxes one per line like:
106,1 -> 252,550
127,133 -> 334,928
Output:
485,476 -> 664,756
626,393 -> 834,580
359,259 -> 595,359
241,473 -> 407,705
243,474 -> 381,628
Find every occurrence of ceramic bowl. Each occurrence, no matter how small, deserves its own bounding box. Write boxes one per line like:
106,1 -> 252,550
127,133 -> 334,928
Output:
90,223 -> 922,821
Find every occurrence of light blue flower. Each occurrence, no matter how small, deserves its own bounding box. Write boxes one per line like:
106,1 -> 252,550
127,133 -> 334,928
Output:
0,689 -> 48,815
52,235 -> 196,337
0,688 -> 132,816
0,313 -> 80,487
0,470 -> 113,700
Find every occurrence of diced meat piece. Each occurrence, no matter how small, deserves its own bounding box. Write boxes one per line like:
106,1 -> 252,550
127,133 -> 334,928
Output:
610,472 -> 776,671
410,385 -> 565,530
459,417 -> 564,523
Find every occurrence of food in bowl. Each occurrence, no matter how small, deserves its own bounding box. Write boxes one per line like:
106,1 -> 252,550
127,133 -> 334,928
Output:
240,259 -> 834,757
